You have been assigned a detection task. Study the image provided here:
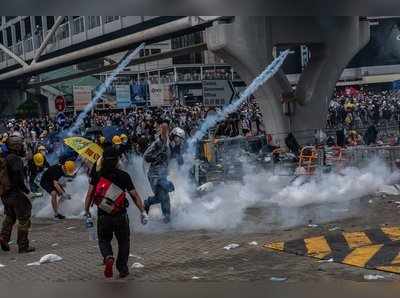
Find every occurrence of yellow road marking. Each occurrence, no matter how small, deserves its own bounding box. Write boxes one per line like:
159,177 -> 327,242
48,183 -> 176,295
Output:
377,265 -> 400,273
342,244 -> 383,267
343,232 -> 372,249
381,227 -> 400,242
304,236 -> 332,259
264,242 -> 284,251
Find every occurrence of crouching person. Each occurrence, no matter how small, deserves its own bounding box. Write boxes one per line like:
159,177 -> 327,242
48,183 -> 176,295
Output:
84,147 -> 148,279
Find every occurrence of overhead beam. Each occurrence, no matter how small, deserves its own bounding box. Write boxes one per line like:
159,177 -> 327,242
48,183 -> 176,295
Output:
25,43 -> 208,89
0,16 -> 219,82
32,16 -> 65,64
0,43 -> 28,67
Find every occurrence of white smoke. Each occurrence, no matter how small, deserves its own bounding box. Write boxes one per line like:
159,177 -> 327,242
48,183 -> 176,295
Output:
29,157 -> 397,232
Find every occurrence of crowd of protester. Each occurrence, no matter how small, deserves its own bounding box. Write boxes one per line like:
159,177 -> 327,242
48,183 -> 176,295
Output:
327,87 -> 400,130
0,102 -> 265,156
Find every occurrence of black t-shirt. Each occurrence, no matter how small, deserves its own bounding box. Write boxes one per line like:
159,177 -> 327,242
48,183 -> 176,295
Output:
40,164 -> 64,187
90,167 -> 135,215
90,167 -> 134,192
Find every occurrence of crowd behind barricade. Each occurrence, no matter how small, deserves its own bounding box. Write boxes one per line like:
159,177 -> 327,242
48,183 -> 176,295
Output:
328,88 -> 400,129
325,87 -> 400,147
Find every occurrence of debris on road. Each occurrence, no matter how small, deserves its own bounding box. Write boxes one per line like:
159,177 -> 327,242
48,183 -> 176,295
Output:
329,227 -> 340,232
270,277 -> 287,282
249,241 -> 258,246
27,254 -> 63,266
51,243 -> 59,247
131,262 -> 144,269
197,182 -> 214,192
368,200 -> 373,204
318,258 -> 334,263
364,274 -> 385,280
0,264 -> 5,268
223,243 -> 240,250
192,276 -> 201,280
66,226 -> 76,230
308,224 -> 319,228
129,253 -> 143,260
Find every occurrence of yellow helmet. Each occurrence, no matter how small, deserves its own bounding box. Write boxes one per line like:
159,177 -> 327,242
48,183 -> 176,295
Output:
120,134 -> 128,142
63,160 -> 76,176
33,153 -> 45,167
112,135 -> 122,145
99,136 -> 106,144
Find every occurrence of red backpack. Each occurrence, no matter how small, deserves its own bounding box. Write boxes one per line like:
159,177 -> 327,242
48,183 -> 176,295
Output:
92,177 -> 126,215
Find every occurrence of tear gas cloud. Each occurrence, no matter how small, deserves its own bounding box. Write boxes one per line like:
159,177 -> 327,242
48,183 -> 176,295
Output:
30,154 -> 398,233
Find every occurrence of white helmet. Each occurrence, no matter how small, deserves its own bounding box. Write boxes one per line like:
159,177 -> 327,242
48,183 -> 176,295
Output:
170,127 -> 185,139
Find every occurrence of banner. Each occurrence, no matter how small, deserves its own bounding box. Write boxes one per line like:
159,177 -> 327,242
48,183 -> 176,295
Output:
131,82 -> 148,106
116,85 -> 131,108
149,83 -> 174,106
73,86 -> 93,111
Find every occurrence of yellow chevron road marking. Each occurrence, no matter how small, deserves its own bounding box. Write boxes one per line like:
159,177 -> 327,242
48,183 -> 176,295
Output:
381,227 -> 400,242
342,232 -> 372,249
304,236 -> 332,259
341,244 -> 383,267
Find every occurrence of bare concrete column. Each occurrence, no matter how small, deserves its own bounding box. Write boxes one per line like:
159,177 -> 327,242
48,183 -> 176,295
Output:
206,16 -> 292,146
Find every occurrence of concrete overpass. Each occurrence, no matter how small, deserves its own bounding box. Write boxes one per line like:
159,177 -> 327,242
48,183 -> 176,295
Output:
0,16 -> 215,115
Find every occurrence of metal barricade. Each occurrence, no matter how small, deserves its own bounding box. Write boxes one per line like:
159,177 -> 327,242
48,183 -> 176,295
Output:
341,146 -> 400,171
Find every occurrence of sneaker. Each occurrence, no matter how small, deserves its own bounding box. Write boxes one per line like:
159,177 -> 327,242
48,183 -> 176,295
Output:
0,237 -> 10,252
104,257 -> 114,278
18,246 -> 35,254
54,213 -> 66,220
119,271 -> 130,279
163,215 -> 171,224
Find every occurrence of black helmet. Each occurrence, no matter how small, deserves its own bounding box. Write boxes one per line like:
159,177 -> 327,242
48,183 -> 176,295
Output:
6,134 -> 24,155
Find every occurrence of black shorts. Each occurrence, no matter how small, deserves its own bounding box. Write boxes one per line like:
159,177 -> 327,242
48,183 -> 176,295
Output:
40,182 -> 56,195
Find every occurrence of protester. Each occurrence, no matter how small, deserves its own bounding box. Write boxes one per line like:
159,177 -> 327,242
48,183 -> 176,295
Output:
40,160 -> 76,219
84,146 -> 148,279
0,133 -> 35,253
143,121 -> 175,223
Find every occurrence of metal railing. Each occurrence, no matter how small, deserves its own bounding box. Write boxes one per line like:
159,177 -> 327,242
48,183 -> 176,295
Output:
72,17 -> 85,35
23,37 -> 34,53
88,16 -> 101,30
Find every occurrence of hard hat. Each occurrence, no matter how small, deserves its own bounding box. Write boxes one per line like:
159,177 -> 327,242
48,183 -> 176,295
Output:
99,136 -> 106,144
112,135 -> 122,145
37,145 -> 46,152
33,153 -> 45,167
63,160 -> 76,176
170,127 -> 185,139
120,134 -> 128,142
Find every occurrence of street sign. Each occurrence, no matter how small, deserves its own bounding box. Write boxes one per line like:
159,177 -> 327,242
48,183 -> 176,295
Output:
55,95 -> 66,112
202,80 -> 236,106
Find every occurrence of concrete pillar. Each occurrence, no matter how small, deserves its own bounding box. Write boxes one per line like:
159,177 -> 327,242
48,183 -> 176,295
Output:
206,16 -> 370,145
293,17 -> 370,136
206,16 -> 293,145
